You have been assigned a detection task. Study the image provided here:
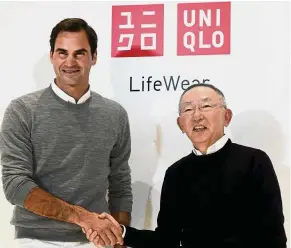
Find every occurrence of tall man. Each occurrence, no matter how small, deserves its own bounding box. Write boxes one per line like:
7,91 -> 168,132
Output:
89,83 -> 287,248
0,18 -> 132,247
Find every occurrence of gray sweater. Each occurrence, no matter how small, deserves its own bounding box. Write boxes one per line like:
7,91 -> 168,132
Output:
0,86 -> 133,242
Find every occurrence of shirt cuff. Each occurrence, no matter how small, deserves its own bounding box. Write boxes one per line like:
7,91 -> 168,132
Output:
120,224 -> 126,238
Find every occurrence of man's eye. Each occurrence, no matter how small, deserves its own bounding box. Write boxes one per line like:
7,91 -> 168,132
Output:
201,105 -> 211,108
58,52 -> 67,58
76,52 -> 85,57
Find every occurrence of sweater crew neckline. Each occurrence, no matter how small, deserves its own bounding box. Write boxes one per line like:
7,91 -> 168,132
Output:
189,139 -> 232,161
49,85 -> 91,109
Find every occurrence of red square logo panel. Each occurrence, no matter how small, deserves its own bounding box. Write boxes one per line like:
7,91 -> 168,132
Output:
111,4 -> 164,58
177,2 -> 231,56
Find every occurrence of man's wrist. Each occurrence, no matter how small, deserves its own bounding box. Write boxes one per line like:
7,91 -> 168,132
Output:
70,205 -> 91,226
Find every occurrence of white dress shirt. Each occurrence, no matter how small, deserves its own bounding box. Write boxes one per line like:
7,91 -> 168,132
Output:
51,81 -> 91,104
193,134 -> 229,155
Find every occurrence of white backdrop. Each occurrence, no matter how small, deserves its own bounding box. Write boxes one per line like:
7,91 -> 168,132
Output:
0,1 -> 289,247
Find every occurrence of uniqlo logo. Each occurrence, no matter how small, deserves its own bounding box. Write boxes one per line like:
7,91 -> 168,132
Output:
111,4 -> 164,58
177,2 -> 231,56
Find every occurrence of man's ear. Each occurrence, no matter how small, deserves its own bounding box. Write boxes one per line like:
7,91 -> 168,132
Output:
177,117 -> 184,133
50,51 -> 53,64
92,50 -> 97,65
224,108 -> 233,127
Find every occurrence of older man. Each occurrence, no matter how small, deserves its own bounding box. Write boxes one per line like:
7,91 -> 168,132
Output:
88,83 -> 287,248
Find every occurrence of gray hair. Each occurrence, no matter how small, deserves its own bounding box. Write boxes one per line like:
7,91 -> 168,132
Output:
178,83 -> 227,115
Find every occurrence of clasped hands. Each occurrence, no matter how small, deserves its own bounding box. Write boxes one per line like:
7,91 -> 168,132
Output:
81,212 -> 124,247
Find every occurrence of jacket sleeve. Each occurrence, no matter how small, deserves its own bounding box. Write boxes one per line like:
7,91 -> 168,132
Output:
250,149 -> 287,248
124,166 -> 181,248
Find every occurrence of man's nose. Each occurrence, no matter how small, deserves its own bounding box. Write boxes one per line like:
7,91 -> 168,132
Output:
65,55 -> 77,66
192,106 -> 203,121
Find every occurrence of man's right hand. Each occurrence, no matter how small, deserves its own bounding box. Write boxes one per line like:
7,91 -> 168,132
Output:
83,212 -> 125,247
77,210 -> 123,246
22,187 -> 122,246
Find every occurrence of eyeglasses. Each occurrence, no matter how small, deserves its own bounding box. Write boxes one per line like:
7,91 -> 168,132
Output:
179,101 -> 226,115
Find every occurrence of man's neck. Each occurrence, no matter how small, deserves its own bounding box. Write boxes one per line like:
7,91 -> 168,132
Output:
193,134 -> 227,155
55,79 -> 89,102
194,141 -> 215,154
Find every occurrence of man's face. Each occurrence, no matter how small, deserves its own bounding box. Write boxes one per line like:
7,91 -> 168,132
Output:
50,30 -> 97,87
177,86 -> 232,150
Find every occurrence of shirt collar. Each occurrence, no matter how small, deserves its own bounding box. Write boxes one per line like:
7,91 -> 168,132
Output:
193,134 -> 229,156
51,80 -> 91,104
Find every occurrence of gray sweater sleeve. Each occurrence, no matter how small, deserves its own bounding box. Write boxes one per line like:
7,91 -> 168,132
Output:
0,100 -> 38,207
108,105 -> 133,213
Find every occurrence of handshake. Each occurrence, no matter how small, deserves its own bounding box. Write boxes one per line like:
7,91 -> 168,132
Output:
78,211 -> 125,247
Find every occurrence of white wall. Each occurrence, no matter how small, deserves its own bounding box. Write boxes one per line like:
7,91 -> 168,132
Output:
0,1 -> 289,247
